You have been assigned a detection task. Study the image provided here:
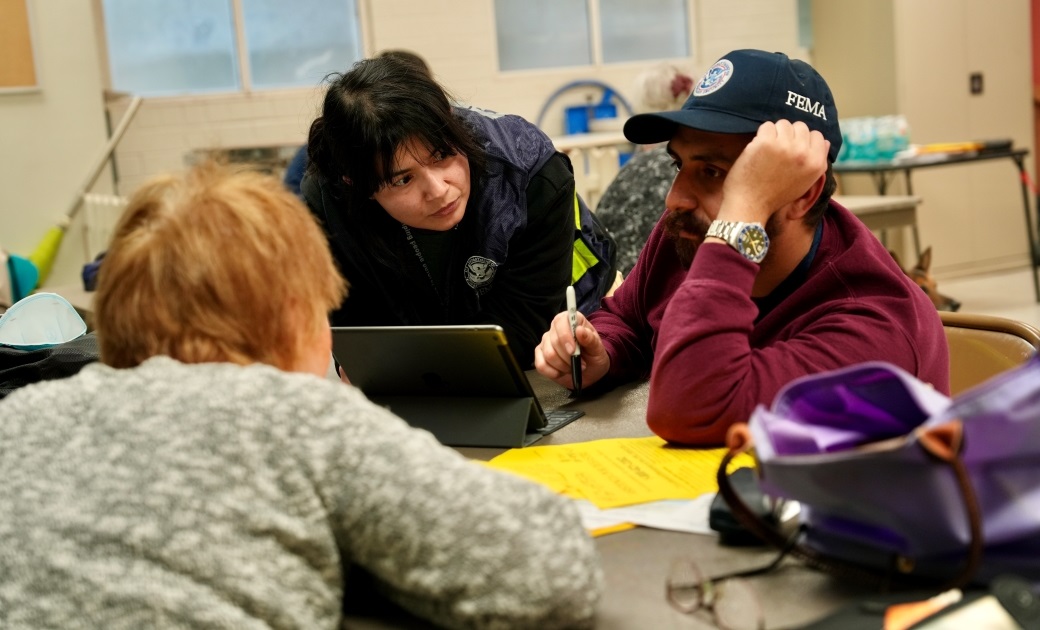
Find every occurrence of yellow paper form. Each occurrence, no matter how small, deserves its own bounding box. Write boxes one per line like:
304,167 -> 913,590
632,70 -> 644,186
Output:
485,436 -> 754,509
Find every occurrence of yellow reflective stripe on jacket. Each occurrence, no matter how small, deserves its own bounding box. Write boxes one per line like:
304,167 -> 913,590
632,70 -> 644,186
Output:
572,192 -> 599,284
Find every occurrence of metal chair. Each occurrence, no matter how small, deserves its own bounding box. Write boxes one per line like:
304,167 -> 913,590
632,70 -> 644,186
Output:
940,311 -> 1040,395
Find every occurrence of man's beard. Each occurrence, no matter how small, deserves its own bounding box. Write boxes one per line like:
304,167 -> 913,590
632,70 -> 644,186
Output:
663,210 -> 711,267
664,210 -> 782,267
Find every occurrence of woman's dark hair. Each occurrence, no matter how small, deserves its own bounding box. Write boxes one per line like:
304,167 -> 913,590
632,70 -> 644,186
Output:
378,49 -> 432,76
306,55 -> 486,210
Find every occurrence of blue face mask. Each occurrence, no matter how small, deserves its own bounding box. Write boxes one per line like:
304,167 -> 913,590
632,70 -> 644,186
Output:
0,292 -> 87,351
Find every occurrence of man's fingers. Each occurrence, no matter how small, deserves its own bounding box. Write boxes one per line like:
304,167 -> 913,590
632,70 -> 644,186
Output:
575,324 -> 596,349
537,317 -> 574,374
534,346 -> 562,379
812,131 -> 830,158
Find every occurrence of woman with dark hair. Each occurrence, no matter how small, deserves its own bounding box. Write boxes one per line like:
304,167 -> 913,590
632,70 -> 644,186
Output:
302,55 -> 616,365
283,50 -> 432,198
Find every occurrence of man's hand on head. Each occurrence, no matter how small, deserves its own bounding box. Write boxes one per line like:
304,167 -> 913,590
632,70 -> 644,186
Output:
717,120 -> 830,224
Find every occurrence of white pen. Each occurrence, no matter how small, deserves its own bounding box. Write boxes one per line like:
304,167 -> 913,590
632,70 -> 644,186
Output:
566,285 -> 582,395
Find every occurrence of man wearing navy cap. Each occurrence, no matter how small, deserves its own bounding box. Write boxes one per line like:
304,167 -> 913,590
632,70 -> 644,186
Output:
535,49 -> 949,445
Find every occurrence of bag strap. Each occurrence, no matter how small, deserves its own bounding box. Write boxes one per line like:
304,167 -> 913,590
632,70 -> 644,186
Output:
916,420 -> 984,588
717,422 -> 983,591
716,431 -> 913,589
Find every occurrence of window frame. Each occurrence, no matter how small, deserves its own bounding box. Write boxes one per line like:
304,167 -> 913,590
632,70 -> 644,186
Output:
92,0 -> 372,99
492,0 -> 696,73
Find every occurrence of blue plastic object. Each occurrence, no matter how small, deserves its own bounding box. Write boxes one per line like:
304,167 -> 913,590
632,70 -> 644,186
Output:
564,88 -> 620,134
7,254 -> 39,304
536,80 -> 634,135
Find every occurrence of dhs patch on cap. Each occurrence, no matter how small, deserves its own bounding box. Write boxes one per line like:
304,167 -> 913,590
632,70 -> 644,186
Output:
624,49 -> 843,162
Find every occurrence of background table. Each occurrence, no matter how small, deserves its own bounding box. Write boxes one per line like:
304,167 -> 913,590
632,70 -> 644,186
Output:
835,149 -> 1039,301
835,194 -> 921,256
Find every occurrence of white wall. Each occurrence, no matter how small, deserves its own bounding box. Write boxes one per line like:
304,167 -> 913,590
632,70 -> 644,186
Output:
367,0 -> 802,128
814,0 -> 1034,278
810,0 -> 897,119
0,0 -> 110,289
104,0 -> 804,198
4,0 -> 1033,288
7,0 -> 794,290
894,0 -> 1034,277
4,0 -> 1035,291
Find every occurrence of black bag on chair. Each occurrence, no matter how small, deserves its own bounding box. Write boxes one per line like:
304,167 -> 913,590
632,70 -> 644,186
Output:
0,332 -> 100,400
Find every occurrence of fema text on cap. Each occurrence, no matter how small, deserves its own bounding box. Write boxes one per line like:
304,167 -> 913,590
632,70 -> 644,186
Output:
785,91 -> 827,120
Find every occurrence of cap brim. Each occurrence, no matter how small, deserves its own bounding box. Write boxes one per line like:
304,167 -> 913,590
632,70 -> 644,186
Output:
624,109 -> 764,145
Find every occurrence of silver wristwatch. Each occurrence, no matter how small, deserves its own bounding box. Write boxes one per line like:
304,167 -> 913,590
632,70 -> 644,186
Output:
705,220 -> 770,264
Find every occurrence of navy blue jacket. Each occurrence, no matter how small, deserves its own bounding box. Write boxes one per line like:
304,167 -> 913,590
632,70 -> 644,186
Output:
302,106 -> 615,366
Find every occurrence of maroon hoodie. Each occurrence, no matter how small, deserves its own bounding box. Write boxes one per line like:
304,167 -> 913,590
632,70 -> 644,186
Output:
590,200 -> 950,445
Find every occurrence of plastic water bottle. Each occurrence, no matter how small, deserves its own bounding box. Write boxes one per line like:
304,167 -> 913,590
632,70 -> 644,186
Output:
892,115 -> 910,156
843,117 -> 878,162
875,116 -> 898,161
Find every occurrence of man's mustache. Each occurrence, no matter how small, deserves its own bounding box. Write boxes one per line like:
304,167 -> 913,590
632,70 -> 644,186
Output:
662,210 -> 710,267
663,210 -> 710,241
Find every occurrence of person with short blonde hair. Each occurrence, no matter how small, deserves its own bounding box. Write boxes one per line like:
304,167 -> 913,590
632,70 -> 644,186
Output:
95,163 -> 346,372
0,163 -> 602,629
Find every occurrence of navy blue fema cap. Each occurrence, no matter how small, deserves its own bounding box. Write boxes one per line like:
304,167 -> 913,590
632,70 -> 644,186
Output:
624,49 -> 842,163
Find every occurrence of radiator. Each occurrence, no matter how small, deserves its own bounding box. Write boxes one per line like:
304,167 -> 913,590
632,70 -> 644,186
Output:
82,193 -> 129,260
561,146 -> 620,212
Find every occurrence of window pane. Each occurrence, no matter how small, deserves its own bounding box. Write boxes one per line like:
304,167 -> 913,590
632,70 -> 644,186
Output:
242,0 -> 363,89
102,0 -> 238,96
495,0 -> 591,71
600,0 -> 688,63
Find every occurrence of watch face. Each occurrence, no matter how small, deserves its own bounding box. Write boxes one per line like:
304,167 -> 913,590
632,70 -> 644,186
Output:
737,225 -> 769,263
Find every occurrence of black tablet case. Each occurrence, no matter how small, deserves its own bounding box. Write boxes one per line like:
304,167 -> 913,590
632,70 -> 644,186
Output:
332,325 -> 550,448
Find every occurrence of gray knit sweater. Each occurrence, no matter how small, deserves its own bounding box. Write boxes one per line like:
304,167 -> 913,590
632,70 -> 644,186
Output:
0,357 -> 602,629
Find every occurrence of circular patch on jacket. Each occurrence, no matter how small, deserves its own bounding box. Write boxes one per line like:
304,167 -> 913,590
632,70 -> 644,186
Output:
693,59 -> 734,97
464,256 -> 499,289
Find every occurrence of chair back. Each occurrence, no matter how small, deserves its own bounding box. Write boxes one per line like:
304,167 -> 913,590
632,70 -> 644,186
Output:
940,311 -> 1040,395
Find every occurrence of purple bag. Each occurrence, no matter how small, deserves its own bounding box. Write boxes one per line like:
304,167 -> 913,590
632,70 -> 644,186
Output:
719,357 -> 1040,587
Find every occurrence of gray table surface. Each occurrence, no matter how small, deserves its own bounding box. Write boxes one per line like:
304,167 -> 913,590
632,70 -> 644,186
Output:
0,295 -> 870,628
345,374 -> 868,629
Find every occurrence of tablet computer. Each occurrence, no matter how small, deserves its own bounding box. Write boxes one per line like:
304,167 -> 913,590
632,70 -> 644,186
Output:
331,325 -> 583,447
